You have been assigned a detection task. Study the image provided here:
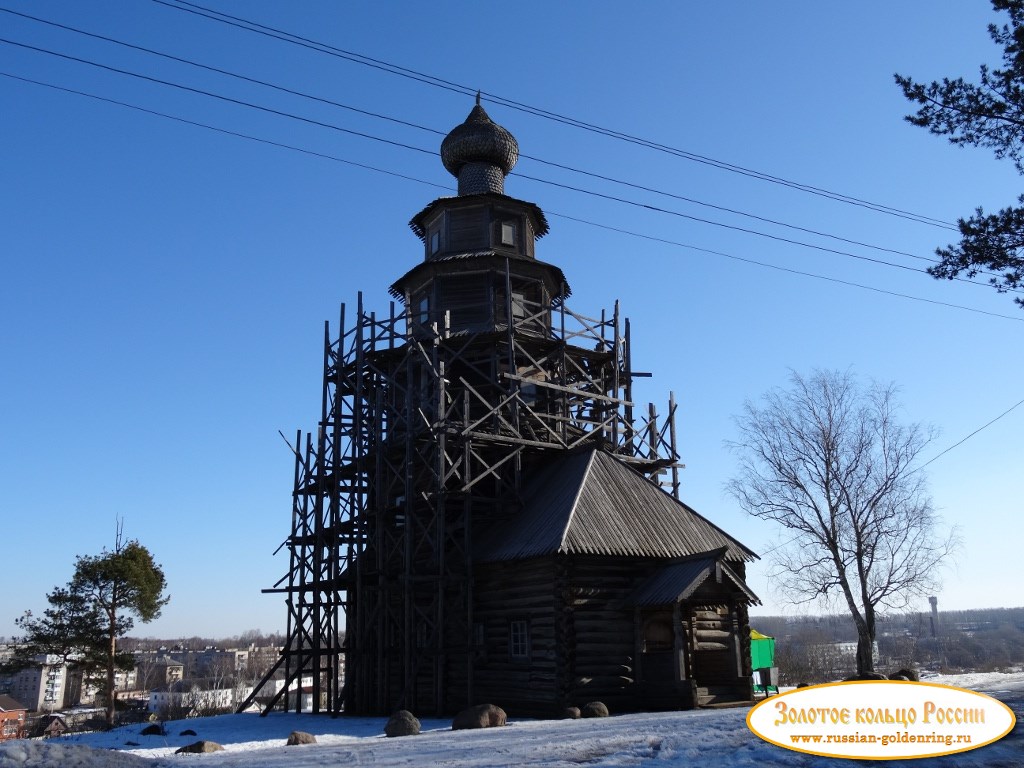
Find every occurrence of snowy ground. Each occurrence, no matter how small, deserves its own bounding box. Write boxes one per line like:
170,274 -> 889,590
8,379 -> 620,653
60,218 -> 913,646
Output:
1,671 -> 1021,767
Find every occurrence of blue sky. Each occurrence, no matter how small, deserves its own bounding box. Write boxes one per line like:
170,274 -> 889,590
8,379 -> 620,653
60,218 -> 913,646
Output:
2,1 -> 1021,640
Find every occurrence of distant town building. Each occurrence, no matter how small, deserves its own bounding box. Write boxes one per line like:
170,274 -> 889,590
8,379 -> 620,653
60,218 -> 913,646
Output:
132,654 -> 184,690
0,694 -> 27,742
32,713 -> 69,739
808,641 -> 879,673
134,645 -> 277,681
9,656 -> 69,712
147,680 -> 253,717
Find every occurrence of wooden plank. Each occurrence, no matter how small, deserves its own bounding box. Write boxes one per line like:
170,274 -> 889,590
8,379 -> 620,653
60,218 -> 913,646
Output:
504,372 -> 633,406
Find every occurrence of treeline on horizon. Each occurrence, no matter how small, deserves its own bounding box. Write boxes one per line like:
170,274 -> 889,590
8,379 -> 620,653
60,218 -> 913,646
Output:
749,606 -> 1024,684
749,606 -> 1024,641
117,629 -> 287,652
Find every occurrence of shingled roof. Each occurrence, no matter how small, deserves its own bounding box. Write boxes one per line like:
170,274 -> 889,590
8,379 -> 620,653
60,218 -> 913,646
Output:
475,449 -> 758,563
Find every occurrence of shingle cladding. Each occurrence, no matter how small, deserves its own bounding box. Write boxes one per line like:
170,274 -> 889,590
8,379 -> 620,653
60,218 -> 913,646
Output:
408,193 -> 549,240
628,557 -> 716,606
474,449 -> 757,563
388,249 -> 569,301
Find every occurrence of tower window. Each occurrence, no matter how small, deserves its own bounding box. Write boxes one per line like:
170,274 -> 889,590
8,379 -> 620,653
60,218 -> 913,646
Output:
500,221 -> 516,246
511,291 -> 527,320
416,295 -> 430,325
430,230 -> 441,254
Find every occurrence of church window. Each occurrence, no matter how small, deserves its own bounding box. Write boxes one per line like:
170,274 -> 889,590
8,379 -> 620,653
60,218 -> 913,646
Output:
511,290 -> 527,320
416,294 -> 430,325
500,221 -> 516,246
509,619 -> 529,659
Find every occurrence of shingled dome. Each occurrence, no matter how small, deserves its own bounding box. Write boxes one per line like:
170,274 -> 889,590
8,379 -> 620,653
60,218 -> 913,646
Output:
441,97 -> 519,195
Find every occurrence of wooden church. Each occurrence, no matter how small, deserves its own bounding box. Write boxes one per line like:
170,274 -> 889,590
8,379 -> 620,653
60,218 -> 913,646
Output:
250,99 -> 761,717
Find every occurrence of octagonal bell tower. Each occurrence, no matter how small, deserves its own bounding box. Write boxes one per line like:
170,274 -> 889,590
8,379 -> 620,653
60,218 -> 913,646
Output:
392,97 -> 568,338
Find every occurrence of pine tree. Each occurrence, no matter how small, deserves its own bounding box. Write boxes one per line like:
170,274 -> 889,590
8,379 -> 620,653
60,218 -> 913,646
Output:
6,528 -> 168,727
896,0 -> 1024,308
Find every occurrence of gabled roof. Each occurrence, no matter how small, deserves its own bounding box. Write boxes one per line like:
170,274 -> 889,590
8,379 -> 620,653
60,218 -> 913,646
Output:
628,553 -> 761,606
0,694 -> 27,712
474,449 -> 757,563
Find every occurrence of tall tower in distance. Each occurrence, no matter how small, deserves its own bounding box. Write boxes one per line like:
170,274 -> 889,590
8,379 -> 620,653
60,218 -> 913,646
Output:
929,595 -> 939,637
246,100 -> 759,718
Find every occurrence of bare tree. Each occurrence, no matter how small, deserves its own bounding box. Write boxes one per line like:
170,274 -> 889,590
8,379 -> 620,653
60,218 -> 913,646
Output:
727,370 -> 958,674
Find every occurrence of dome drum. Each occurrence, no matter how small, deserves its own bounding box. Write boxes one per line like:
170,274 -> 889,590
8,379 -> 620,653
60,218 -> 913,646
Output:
456,162 -> 508,196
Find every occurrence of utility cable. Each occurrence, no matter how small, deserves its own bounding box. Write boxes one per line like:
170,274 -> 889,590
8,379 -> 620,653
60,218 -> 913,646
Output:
4,71 -> 1020,322
0,5 -> 943,268
0,72 -> 451,191
1,46 -> 1016,297
4,36 -> 1010,294
920,397 -> 1024,468
516,154 -> 939,264
152,0 -> 954,230
0,37 -> 438,160
547,210 -> 1024,322
519,172 -> 941,279
0,6 -> 444,140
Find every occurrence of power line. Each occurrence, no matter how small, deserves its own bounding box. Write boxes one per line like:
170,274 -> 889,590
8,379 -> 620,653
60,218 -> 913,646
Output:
11,69 -> 1018,324
518,172 -> 941,279
152,0 -> 955,230
6,35 -> 1013,296
0,37 -> 439,160
0,6 -> 447,139
0,5 -> 948,271
548,210 -> 1024,322
920,397 -> 1024,468
0,72 -> 451,192
517,153 -> 942,265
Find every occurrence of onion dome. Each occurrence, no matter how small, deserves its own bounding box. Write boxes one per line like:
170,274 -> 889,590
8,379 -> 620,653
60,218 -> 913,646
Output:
440,95 -> 519,195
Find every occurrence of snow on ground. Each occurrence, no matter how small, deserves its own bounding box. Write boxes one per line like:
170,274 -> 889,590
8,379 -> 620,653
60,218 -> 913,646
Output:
921,668 -> 1024,694
1,671 -> 1021,768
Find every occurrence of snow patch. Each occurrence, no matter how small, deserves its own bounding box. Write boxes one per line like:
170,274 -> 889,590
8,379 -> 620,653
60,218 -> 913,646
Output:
0,672 -> 1018,767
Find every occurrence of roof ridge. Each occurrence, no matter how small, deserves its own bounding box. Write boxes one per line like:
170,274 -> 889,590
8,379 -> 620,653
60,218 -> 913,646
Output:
558,449 -> 597,553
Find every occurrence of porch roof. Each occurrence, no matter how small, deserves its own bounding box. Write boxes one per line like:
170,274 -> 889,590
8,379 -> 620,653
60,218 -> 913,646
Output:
628,554 -> 761,607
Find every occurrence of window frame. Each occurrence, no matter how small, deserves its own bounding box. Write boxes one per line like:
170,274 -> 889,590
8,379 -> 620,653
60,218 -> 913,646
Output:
500,221 -> 517,246
508,618 -> 530,660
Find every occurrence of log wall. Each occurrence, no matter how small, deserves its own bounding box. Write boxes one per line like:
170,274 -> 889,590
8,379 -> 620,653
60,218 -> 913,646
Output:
470,557 -> 560,716
467,554 -> 755,716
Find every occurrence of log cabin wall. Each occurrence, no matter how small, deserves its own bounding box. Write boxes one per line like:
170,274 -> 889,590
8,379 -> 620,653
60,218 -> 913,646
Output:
470,553 -> 756,715
471,555 -> 665,716
562,555 -> 659,712
471,557 -> 560,716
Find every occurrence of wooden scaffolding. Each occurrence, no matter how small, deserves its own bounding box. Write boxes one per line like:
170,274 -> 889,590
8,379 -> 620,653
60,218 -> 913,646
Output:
239,100 -> 688,717
244,279 -> 681,715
